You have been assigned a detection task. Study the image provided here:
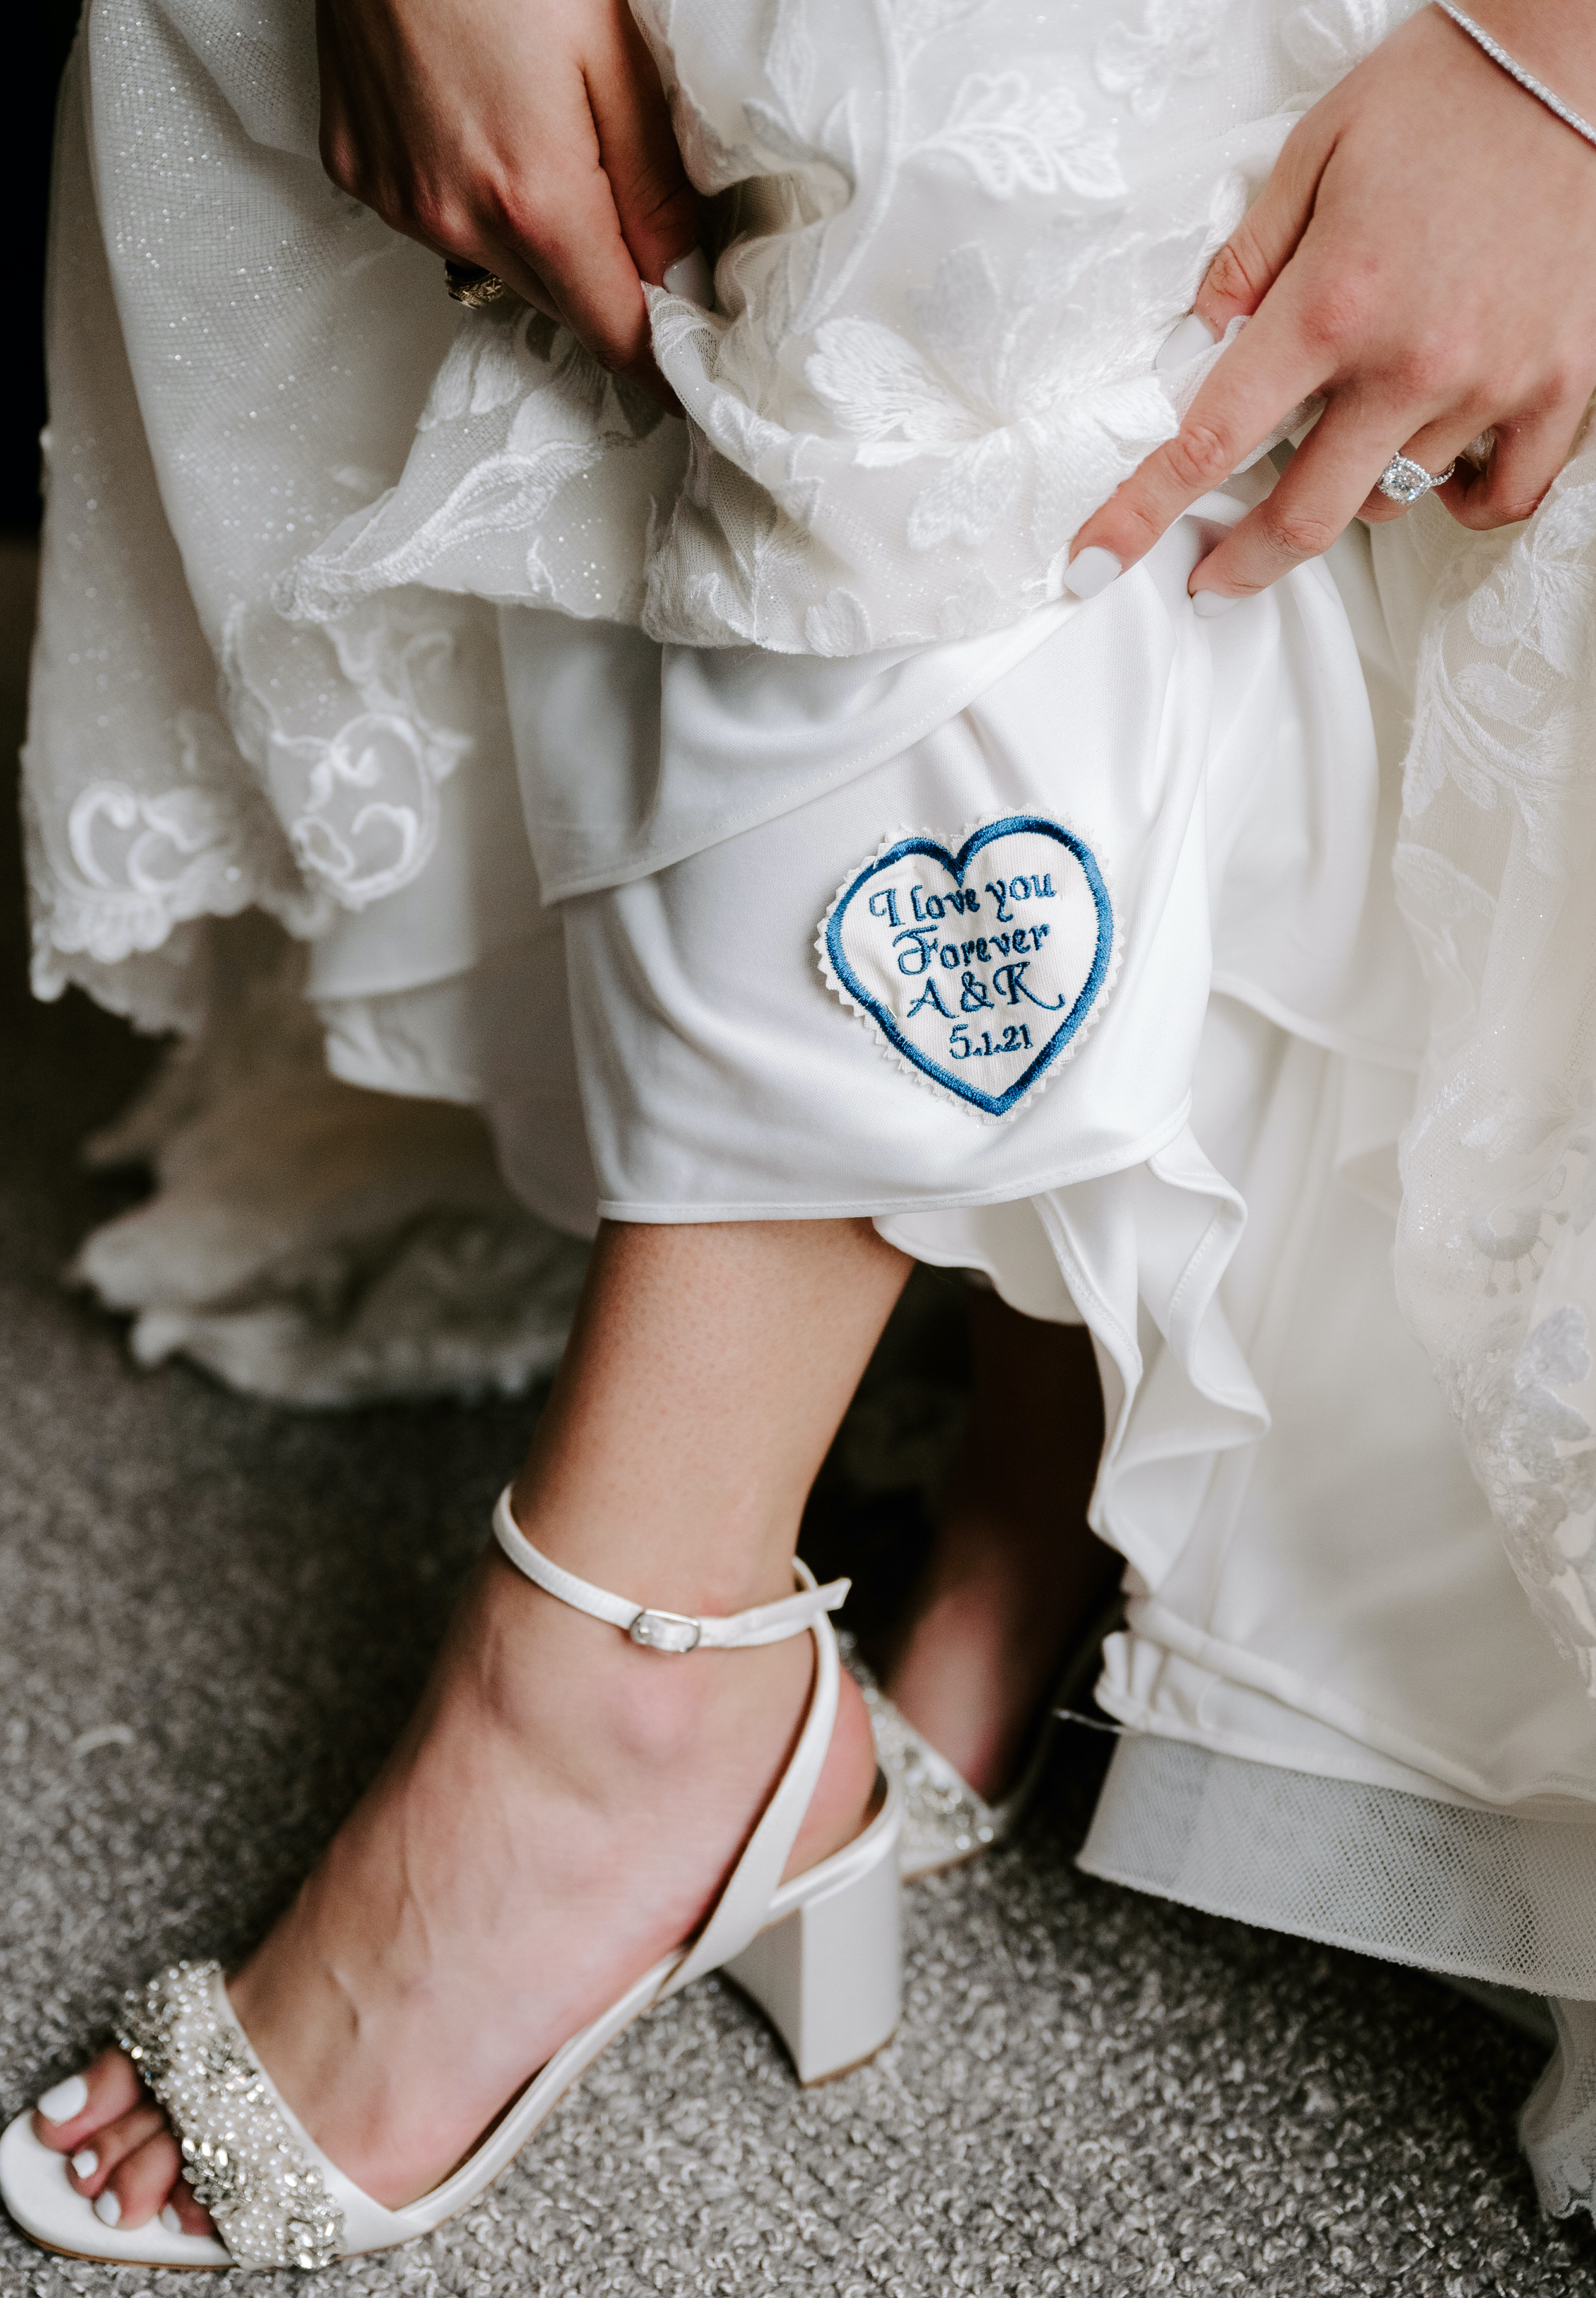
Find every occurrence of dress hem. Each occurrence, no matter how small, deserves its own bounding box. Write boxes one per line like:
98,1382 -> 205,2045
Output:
1080,1733 -> 1596,2003
593,1098 -> 1194,1225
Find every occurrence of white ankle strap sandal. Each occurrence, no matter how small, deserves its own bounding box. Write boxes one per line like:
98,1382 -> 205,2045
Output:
0,1493 -> 903,2273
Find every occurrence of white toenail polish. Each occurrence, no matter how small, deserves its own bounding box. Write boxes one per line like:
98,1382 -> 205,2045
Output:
70,2148 -> 98,2178
37,2075 -> 89,2124
1063,547 -> 1123,600
93,2190 -> 122,2226
161,2204 -> 183,2235
1192,588 -> 1242,617
1155,312 -> 1220,374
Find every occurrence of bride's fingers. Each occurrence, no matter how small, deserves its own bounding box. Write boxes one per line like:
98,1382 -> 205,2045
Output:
1067,288 -> 1326,582
1184,402 -> 1415,603
587,0 -> 699,291
1192,110 -> 1333,335
516,273 -> 567,325
469,95 -> 654,377
473,5 -> 692,388
315,1 -> 684,395
1435,398 -> 1591,532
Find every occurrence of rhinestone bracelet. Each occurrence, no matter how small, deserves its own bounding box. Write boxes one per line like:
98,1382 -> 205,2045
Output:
1434,5 -> 1596,150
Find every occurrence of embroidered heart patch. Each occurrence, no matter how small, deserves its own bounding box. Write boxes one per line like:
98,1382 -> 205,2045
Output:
817,813 -> 1117,1120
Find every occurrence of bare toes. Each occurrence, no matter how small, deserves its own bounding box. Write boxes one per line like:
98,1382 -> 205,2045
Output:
65,2102 -> 164,2198
32,2048 -> 145,2153
167,2175 -> 217,2238
94,2128 -> 184,2232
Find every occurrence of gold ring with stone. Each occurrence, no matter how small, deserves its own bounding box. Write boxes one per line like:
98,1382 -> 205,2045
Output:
444,260 -> 514,311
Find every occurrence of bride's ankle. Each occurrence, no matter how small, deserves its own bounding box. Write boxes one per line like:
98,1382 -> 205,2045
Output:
465,1552 -> 879,1872
448,1550 -> 800,1765
441,1551 -> 876,1857
506,1465 -> 804,1627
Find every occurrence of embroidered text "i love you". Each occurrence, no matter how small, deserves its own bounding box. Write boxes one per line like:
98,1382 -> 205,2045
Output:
817,814 -> 1116,1119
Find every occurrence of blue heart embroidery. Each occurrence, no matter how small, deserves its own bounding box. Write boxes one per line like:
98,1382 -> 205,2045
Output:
820,814 -> 1114,1118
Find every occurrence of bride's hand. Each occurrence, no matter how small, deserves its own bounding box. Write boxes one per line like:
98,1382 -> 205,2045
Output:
316,0 -> 698,401
1067,2 -> 1596,608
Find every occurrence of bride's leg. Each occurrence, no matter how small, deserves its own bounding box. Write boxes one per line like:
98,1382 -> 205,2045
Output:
882,1289 -> 1118,1800
32,1216 -> 909,2230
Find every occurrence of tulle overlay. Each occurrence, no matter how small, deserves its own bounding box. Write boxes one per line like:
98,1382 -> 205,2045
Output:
27,0 -> 1596,2218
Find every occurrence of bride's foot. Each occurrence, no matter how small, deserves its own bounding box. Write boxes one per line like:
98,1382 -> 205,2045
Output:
881,1293 -> 1117,1801
31,1542 -> 876,2229
30,1216 -> 909,2242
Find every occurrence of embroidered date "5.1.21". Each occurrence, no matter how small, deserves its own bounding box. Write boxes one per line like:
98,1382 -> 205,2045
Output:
816,813 -> 1119,1120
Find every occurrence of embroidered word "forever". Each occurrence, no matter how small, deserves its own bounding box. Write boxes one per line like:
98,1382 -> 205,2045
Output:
816,813 -> 1117,1119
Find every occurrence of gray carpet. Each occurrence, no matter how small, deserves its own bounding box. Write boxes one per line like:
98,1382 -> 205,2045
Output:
1,538 -> 1592,2296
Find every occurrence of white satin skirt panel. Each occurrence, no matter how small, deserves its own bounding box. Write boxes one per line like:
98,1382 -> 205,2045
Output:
519,504 -> 1421,1227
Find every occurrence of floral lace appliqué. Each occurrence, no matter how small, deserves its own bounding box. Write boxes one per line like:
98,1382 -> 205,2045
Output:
223,595 -> 484,912
42,709 -> 322,974
1395,438 -> 1596,1684
1094,0 -> 1230,120
1282,0 -> 1402,82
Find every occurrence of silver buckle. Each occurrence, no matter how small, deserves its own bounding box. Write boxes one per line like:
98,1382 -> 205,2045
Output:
628,1608 -> 703,1654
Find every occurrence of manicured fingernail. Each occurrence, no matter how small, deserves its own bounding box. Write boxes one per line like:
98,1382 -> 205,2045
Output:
1155,312 -> 1219,374
37,2075 -> 89,2123
1192,589 -> 1242,617
1063,547 -> 1122,600
70,2148 -> 98,2179
93,2190 -> 122,2226
662,248 -> 713,307
161,2204 -> 183,2235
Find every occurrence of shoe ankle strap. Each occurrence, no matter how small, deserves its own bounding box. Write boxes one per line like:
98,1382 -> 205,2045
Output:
491,1489 -> 849,1651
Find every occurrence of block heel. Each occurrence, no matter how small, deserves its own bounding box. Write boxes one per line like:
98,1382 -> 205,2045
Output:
724,1784 -> 902,2084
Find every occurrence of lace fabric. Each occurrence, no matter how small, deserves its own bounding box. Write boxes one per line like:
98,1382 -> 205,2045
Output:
288,0 -> 1332,654
1525,1999 -> 1596,2220
1377,445 -> 1596,1687
71,927 -> 590,1407
28,0 -> 1409,1009
30,2 -> 515,1018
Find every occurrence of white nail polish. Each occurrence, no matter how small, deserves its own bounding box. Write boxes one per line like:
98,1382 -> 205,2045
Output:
1155,312 -> 1220,374
160,2204 -> 184,2235
662,248 -> 713,308
36,2075 -> 89,2124
1192,588 -> 1242,617
1063,547 -> 1123,601
70,2148 -> 98,2179
93,2190 -> 122,2226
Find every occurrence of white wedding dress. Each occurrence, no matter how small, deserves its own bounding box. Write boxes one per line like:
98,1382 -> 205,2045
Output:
28,0 -> 1596,2217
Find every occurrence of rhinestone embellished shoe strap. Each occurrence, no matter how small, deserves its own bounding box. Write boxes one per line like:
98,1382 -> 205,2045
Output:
491,1487 -> 849,1651
117,1961 -> 343,2271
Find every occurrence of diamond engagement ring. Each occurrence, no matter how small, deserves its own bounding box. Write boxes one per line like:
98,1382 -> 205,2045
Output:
1376,452 -> 1458,506
443,259 -> 513,311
